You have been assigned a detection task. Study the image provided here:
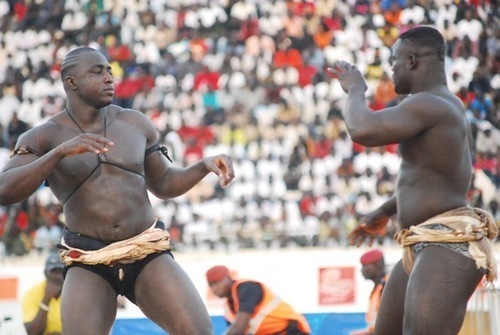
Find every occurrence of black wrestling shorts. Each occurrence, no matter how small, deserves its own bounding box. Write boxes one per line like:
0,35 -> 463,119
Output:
59,220 -> 173,304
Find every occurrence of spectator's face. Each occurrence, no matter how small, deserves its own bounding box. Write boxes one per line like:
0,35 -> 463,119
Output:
47,268 -> 64,287
361,263 -> 379,280
208,278 -> 231,298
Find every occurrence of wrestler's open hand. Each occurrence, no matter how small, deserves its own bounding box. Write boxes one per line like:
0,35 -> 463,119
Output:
348,209 -> 389,247
326,61 -> 368,94
204,154 -> 235,188
58,133 -> 114,158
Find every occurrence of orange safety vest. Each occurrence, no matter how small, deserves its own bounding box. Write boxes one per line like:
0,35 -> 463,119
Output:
365,274 -> 389,331
224,280 -> 311,335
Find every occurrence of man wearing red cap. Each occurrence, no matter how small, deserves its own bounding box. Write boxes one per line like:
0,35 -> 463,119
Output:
350,249 -> 388,335
206,265 -> 311,335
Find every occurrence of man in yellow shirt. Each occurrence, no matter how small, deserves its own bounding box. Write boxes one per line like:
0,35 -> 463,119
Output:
22,251 -> 64,335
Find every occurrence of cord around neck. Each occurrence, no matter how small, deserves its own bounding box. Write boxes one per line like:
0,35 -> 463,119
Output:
66,108 -> 107,137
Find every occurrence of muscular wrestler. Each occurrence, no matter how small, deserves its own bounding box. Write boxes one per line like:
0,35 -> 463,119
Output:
327,26 -> 497,335
0,47 -> 234,335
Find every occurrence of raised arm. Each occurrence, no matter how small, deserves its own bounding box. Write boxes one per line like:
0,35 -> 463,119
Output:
326,63 -> 435,147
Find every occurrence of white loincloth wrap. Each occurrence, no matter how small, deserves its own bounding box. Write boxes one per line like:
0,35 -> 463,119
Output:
394,207 -> 498,283
59,221 -> 172,266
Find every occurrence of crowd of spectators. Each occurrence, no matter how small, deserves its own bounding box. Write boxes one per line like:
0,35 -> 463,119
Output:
0,0 -> 498,258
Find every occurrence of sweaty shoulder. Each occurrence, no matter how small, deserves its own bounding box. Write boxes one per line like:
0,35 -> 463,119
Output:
15,114 -> 66,154
403,90 -> 465,122
413,90 -> 463,109
112,105 -> 154,125
109,105 -> 158,142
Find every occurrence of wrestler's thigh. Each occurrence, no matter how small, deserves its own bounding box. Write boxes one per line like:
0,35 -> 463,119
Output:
374,260 -> 408,335
61,267 -> 118,335
404,246 -> 484,335
134,254 -> 213,335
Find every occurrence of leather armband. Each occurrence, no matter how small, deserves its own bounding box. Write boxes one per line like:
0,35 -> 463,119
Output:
10,145 -> 42,158
145,144 -> 173,162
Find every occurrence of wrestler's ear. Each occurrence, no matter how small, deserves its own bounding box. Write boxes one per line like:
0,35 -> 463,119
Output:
409,54 -> 417,70
64,75 -> 77,91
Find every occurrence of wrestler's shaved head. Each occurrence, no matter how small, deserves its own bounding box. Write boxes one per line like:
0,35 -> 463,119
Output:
60,47 -> 100,79
399,26 -> 446,61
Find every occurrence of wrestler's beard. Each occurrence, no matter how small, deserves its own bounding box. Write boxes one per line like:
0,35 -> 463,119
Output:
394,83 -> 410,95
392,73 -> 411,95
93,99 -> 113,110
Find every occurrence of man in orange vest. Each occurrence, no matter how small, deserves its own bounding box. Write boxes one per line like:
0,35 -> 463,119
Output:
206,265 -> 311,335
350,249 -> 389,335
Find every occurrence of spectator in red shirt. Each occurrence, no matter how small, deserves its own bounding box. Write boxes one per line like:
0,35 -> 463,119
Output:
114,71 -> 141,108
194,66 -> 220,91
299,191 -> 317,217
273,39 -> 303,68
106,36 -> 132,63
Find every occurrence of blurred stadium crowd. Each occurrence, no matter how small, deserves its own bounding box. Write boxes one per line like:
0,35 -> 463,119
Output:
0,0 -> 498,257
